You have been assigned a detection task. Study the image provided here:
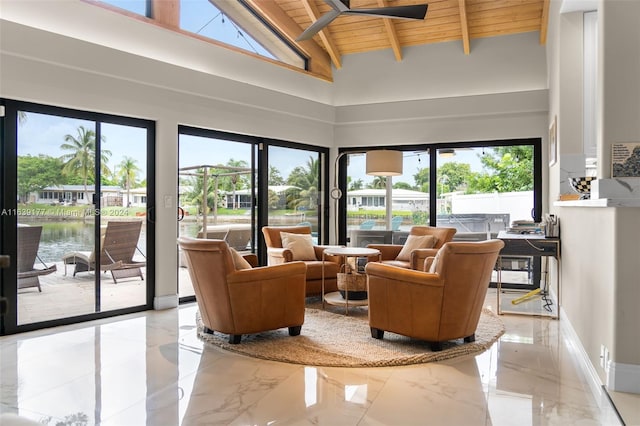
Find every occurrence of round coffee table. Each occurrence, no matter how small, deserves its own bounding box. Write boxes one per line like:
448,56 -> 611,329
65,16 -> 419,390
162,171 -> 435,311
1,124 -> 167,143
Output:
322,246 -> 381,315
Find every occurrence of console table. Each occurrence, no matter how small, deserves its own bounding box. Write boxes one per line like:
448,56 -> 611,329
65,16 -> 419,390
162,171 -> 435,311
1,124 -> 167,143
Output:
322,247 -> 381,315
497,231 -> 561,319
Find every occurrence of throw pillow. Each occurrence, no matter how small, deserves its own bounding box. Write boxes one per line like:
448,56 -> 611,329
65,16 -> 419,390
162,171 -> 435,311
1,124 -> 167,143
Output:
396,234 -> 437,262
427,252 -> 441,273
230,247 -> 252,270
280,232 -> 316,261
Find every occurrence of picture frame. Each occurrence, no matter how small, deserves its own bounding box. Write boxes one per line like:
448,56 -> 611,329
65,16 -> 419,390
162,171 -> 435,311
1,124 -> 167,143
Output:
549,116 -> 557,166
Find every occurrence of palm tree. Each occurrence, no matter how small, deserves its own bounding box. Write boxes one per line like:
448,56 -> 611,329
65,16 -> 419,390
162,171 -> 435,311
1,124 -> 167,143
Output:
224,159 -> 249,210
118,156 -> 141,207
369,176 -> 387,189
60,125 -> 111,203
286,156 -> 319,210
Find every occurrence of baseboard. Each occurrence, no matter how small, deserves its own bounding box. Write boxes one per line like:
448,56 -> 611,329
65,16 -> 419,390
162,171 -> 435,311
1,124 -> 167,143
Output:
559,306 -> 614,408
154,294 -> 179,310
608,361 -> 640,394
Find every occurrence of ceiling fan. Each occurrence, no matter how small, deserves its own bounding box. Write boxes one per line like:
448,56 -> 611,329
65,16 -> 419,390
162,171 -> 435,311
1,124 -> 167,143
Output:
296,0 -> 429,41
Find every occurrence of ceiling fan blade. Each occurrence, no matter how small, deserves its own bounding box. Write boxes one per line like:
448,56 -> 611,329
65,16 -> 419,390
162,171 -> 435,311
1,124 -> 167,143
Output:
324,0 -> 350,13
344,4 -> 428,20
296,9 -> 341,41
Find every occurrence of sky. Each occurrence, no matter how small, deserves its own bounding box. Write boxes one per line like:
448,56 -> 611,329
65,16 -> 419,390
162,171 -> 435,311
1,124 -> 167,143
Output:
19,112 -> 489,191
101,0 -> 274,58
18,112 -> 148,180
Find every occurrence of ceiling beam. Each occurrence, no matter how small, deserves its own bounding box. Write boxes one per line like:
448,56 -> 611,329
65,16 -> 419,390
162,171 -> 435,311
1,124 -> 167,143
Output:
301,0 -> 342,69
149,0 -> 180,28
243,0 -> 333,80
539,0 -> 550,44
458,0 -> 470,55
377,0 -> 402,61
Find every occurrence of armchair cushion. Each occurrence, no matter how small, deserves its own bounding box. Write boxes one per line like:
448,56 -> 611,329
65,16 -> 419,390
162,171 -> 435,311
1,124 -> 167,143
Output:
396,234 -> 436,261
280,232 -> 316,261
230,248 -> 252,270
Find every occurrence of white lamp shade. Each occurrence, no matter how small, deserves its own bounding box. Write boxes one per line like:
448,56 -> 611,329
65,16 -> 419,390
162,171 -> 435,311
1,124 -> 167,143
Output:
366,150 -> 403,176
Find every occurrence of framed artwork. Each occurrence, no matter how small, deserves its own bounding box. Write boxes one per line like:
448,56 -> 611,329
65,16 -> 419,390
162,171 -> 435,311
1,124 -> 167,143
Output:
611,143 -> 640,177
549,116 -> 557,166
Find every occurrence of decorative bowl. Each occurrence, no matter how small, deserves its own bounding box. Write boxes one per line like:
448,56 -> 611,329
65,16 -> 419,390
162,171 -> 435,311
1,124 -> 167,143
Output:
569,177 -> 596,199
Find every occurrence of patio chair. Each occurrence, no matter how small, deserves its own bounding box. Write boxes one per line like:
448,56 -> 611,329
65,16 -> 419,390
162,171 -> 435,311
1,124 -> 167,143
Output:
17,225 -> 57,292
391,216 -> 403,231
359,220 -> 376,230
224,227 -> 252,251
62,221 -> 146,284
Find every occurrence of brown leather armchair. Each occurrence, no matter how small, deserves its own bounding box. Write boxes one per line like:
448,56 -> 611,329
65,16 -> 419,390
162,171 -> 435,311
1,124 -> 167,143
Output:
365,239 -> 504,351
177,237 -> 307,344
367,226 -> 457,270
262,225 -> 342,296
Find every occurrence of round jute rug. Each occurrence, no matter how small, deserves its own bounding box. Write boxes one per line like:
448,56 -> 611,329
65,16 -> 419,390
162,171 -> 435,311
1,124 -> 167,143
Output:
196,303 -> 505,368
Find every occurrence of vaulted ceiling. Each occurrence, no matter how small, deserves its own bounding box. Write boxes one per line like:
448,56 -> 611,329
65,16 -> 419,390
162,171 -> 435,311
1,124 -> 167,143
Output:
245,0 -> 550,72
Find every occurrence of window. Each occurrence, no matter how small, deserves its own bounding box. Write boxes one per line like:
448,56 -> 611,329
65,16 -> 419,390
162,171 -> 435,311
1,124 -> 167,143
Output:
339,140 -> 541,247
1,100 -> 155,333
98,0 -> 147,16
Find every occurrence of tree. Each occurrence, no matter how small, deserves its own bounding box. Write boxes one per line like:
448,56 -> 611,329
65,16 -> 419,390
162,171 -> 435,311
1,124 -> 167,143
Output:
367,176 -> 387,189
393,181 -> 413,190
222,159 -> 249,209
348,178 -> 363,191
17,155 -> 65,203
413,167 -> 430,192
269,165 -> 285,185
286,156 -> 319,210
184,168 -> 217,213
118,156 -> 141,207
60,126 -> 111,203
437,162 -> 474,194
468,146 -> 534,193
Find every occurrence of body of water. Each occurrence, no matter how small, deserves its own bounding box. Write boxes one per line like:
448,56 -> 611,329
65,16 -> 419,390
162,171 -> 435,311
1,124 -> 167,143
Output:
21,221 -> 147,263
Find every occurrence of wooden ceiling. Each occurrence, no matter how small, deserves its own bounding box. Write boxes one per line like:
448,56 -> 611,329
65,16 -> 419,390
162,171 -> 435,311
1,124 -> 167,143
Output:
245,0 -> 550,74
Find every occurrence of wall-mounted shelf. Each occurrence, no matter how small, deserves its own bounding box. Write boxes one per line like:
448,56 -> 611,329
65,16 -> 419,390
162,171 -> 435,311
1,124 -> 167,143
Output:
554,198 -> 640,207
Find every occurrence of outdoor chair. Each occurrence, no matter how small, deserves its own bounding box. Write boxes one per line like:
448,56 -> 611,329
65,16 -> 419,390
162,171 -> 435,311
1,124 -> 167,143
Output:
391,216 -> 404,231
62,221 -> 146,284
262,225 -> 342,296
359,220 -> 376,230
224,227 -> 252,251
177,237 -> 306,344
367,225 -> 457,270
366,239 -> 504,351
17,225 -> 57,292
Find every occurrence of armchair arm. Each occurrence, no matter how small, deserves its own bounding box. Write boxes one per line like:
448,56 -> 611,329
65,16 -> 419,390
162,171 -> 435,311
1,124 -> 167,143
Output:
313,246 -> 342,263
242,253 -> 258,268
227,261 -> 307,284
266,247 -> 293,264
365,262 -> 443,288
410,248 -> 440,270
367,244 -> 402,261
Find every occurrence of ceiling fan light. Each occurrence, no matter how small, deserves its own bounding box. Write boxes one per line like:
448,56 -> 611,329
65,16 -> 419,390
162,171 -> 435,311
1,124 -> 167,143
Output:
366,150 -> 403,176
439,148 -> 456,158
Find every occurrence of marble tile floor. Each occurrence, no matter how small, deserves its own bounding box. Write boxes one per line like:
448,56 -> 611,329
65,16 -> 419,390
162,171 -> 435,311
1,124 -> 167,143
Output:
1,290 -> 637,426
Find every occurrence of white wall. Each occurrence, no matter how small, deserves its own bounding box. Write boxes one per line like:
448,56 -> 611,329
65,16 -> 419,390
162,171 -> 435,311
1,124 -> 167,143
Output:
332,32 -> 548,106
451,192 -> 534,222
548,0 -> 640,393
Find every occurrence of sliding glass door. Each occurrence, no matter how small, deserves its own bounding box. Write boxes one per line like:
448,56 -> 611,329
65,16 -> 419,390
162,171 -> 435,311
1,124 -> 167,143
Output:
266,145 -> 325,241
342,150 -> 431,247
1,100 -> 154,334
338,140 -> 541,249
176,128 -> 329,301
178,127 -> 256,300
